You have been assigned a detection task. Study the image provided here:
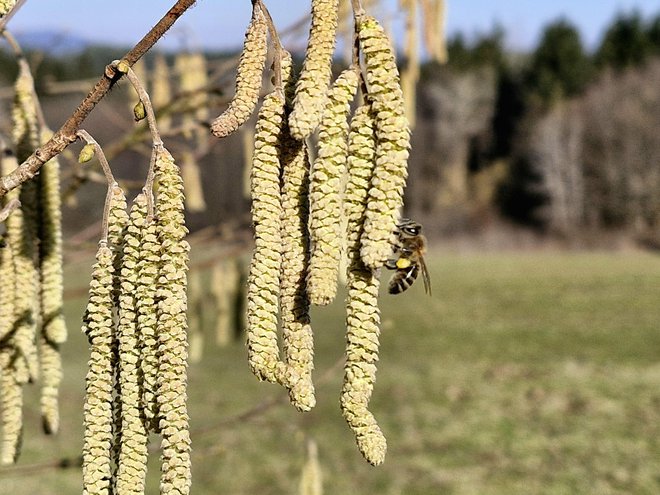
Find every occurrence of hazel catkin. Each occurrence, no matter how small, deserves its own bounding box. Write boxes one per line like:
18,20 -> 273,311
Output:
288,0 -> 340,139
357,15 -> 411,270
115,194 -> 149,494
280,135 -> 316,411
340,101 -> 387,466
135,209 -> 162,432
245,76 -> 288,385
38,129 -> 67,434
82,243 -> 117,494
211,4 -> 268,138
306,67 -> 359,306
154,146 -> 192,495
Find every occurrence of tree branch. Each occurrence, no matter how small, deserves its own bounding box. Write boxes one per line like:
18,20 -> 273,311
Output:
0,0 -> 197,199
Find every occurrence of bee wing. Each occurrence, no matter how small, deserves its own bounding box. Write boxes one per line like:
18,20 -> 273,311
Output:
419,255 -> 432,296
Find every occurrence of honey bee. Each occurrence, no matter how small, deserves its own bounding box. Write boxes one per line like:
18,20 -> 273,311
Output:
385,219 -> 431,295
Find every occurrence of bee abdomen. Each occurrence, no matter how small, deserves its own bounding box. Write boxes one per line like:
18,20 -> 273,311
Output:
388,264 -> 419,294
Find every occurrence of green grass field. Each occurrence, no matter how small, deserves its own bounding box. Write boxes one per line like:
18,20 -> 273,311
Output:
2,250 -> 660,494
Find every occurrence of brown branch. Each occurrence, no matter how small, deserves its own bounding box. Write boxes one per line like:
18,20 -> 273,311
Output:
0,0 -> 197,199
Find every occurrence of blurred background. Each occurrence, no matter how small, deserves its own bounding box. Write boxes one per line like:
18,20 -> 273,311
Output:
1,1 -> 660,494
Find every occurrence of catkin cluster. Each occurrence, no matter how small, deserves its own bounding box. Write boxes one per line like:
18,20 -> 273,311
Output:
244,49 -> 319,411
240,6 -> 410,466
0,60 -> 67,465
81,145 -> 191,494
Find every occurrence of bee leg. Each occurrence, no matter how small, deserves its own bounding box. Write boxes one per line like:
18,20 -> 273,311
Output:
384,259 -> 398,270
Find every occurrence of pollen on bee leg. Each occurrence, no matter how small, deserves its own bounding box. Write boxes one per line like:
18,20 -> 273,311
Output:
395,258 -> 412,269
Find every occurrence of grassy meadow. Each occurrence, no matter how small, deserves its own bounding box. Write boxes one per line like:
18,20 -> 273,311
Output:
2,249 -> 660,494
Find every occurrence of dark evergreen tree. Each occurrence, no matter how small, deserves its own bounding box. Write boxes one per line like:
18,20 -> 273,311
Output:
595,11 -> 652,68
525,18 -> 592,105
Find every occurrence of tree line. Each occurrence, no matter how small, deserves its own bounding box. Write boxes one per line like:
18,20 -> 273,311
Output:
408,10 -> 660,243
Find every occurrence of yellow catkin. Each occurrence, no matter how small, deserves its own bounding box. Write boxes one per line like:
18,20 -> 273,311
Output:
81,243 -> 117,494
246,84 -> 288,385
38,129 -> 67,435
0,349 -> 22,466
115,194 -> 149,494
12,59 -> 39,162
0,150 -> 27,465
340,102 -> 387,466
307,68 -> 359,306
298,439 -> 323,495
211,259 -> 237,347
135,211 -> 161,432
154,147 -> 192,495
187,268 -> 204,364
107,185 -> 130,295
107,185 -> 129,479
280,133 -> 315,411
357,15 -> 411,270
420,0 -> 448,64
0,147 -> 18,462
400,0 -> 420,128
0,0 -> 16,16
211,4 -> 268,138
0,148 -> 17,342
0,241 -> 15,342
176,52 -> 209,146
11,59 -> 40,384
180,149 -> 207,213
152,53 -> 173,131
289,0 -> 340,139
81,184 -> 128,494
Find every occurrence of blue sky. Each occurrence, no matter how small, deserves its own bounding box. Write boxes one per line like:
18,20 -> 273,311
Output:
7,0 -> 660,52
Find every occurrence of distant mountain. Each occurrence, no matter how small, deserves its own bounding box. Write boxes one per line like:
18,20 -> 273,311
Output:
14,30 -> 90,55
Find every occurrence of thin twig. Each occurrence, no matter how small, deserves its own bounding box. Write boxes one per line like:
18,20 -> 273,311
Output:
351,0 -> 365,18
121,63 -> 163,218
76,130 -> 117,242
121,64 -> 163,147
0,197 -> 20,223
0,0 -> 197,199
76,131 -> 115,186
